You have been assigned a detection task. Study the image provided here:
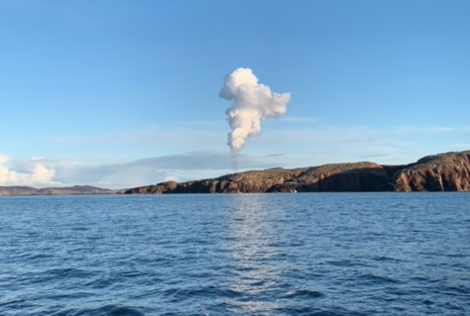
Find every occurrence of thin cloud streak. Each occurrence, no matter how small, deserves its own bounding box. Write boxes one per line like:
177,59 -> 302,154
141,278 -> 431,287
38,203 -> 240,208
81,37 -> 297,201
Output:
52,124 -> 470,147
278,117 -> 321,123
53,129 -> 225,147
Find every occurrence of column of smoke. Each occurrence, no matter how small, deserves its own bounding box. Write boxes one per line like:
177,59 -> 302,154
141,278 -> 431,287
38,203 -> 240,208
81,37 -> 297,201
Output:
219,68 -> 291,171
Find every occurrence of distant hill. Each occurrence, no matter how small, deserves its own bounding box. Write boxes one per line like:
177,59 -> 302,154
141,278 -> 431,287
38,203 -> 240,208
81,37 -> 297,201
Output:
0,185 -> 115,196
122,150 -> 470,194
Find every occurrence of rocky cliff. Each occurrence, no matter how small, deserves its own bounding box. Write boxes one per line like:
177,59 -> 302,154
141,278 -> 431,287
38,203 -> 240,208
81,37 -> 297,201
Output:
392,151 -> 470,192
122,150 -> 470,194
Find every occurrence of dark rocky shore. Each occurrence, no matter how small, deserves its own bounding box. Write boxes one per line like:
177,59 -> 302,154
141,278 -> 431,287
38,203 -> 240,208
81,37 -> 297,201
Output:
122,150 -> 470,194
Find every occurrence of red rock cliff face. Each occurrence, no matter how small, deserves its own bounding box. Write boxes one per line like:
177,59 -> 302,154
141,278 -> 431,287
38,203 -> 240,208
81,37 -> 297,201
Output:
392,151 -> 470,192
293,162 -> 390,192
122,150 -> 470,194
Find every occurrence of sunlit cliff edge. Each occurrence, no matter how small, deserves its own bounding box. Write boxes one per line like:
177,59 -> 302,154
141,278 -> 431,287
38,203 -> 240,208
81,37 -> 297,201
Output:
122,150 -> 470,194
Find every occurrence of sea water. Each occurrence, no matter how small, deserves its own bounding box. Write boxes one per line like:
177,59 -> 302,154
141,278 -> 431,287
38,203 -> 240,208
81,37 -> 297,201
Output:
0,193 -> 469,315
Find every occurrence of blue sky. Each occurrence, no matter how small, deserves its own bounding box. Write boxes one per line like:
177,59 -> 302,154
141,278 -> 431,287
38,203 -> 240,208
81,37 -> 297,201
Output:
1,0 -> 469,188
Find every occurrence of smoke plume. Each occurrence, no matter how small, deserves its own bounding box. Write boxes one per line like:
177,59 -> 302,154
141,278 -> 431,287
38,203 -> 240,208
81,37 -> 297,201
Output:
219,68 -> 291,152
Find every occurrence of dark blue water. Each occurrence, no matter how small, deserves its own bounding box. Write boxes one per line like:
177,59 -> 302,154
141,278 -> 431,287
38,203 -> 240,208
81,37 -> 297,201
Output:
0,193 -> 469,315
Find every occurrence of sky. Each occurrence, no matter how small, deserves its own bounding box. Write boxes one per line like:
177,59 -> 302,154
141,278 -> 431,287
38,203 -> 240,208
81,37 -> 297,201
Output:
0,0 -> 469,189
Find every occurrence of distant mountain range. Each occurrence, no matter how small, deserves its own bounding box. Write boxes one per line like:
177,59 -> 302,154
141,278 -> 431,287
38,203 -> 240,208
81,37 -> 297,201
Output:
0,185 -> 115,196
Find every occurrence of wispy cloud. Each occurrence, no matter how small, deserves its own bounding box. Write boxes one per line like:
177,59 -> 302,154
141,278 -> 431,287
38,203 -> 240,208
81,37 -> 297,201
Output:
278,117 -> 321,123
450,143 -> 470,150
263,153 -> 285,158
391,125 -> 470,135
358,153 -> 392,159
52,128 -> 226,153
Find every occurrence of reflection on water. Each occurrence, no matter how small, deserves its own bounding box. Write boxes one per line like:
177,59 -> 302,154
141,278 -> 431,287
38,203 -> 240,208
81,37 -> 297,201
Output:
225,194 -> 283,314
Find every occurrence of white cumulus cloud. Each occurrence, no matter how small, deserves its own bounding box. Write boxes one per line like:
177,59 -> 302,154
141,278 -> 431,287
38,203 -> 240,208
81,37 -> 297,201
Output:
0,154 -> 56,186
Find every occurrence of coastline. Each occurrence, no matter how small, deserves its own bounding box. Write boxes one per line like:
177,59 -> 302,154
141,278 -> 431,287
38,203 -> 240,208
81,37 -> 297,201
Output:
123,150 -> 470,194
2,150 -> 469,196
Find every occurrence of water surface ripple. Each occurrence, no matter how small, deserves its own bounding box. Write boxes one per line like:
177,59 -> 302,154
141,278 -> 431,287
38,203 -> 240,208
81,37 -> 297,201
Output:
0,193 -> 469,315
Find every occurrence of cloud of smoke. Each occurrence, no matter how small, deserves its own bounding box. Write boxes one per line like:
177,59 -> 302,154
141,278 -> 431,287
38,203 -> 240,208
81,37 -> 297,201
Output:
219,68 -> 291,152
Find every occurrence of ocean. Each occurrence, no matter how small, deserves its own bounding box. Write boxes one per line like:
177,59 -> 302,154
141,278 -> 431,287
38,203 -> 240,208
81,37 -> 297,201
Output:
0,193 -> 469,315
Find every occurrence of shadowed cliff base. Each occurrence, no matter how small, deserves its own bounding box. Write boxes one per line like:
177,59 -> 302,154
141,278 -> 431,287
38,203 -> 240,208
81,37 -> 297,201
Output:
122,150 -> 470,194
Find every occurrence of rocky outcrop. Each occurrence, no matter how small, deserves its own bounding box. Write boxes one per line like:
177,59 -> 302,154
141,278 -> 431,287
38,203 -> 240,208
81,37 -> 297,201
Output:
122,150 -> 470,194
123,162 -> 391,194
393,151 -> 470,192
